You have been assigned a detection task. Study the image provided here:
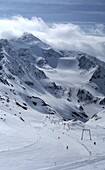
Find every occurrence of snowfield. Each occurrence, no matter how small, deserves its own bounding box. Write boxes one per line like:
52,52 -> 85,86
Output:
0,33 -> 105,169
0,109 -> 105,170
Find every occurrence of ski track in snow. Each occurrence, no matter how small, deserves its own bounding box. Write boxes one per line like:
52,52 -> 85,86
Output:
0,120 -> 105,170
36,154 -> 105,170
0,138 -> 105,170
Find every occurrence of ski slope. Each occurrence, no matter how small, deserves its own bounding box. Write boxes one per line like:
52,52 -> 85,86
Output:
0,109 -> 105,170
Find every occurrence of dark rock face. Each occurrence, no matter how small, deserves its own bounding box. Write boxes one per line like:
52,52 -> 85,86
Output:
78,55 -> 95,70
77,89 -> 93,103
90,66 -> 105,81
99,98 -> 105,105
89,66 -> 105,94
45,82 -> 65,98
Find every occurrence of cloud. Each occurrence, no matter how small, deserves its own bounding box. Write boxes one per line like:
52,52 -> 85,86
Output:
0,16 -> 105,61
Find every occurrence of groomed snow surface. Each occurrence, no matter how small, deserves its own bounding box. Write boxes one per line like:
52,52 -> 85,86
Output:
0,109 -> 105,170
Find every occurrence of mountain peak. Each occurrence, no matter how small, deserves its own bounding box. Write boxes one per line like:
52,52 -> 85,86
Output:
20,32 -> 41,42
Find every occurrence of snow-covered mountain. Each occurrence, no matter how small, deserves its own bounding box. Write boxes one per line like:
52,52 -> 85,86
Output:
1,33 -> 105,170
0,32 -> 105,123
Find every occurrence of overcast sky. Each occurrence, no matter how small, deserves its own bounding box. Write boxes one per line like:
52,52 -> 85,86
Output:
0,0 -> 105,23
1,0 -> 105,4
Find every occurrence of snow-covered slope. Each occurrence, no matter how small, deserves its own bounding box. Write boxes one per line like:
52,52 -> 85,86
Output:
1,33 -> 105,170
0,108 -> 105,170
1,33 -> 105,122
